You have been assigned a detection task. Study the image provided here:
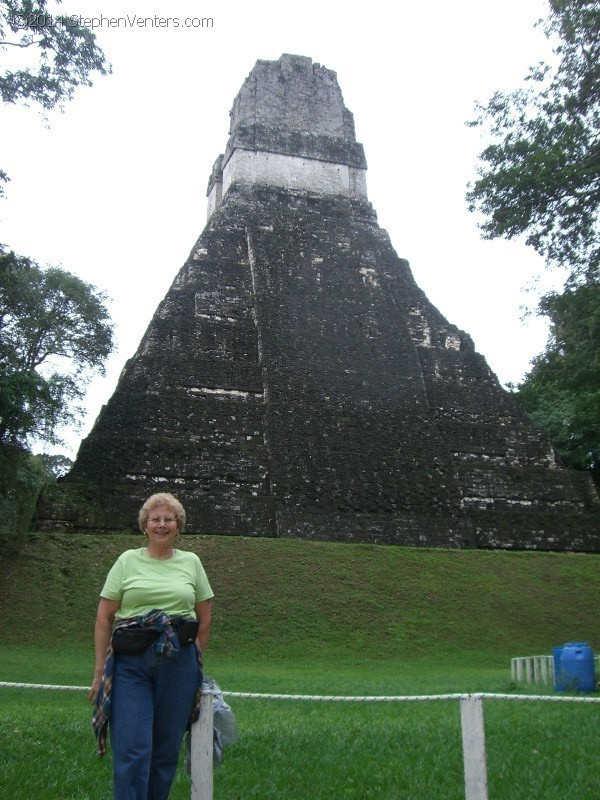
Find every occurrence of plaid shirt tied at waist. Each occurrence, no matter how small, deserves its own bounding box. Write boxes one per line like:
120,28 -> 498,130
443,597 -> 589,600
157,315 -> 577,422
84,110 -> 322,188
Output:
91,608 -> 203,757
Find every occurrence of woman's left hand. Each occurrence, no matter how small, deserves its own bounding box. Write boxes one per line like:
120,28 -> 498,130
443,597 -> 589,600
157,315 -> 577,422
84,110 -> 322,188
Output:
89,671 -> 103,703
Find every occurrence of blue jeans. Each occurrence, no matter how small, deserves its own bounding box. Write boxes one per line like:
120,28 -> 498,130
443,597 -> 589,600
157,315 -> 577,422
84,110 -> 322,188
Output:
110,640 -> 202,800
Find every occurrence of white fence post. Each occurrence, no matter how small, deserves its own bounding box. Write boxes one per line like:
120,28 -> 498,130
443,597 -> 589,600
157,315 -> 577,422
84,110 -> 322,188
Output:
512,654 -> 556,686
191,690 -> 214,800
460,695 -> 489,800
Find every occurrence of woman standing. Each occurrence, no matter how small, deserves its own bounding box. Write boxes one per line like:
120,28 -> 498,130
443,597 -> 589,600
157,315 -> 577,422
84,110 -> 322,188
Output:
90,492 -> 214,800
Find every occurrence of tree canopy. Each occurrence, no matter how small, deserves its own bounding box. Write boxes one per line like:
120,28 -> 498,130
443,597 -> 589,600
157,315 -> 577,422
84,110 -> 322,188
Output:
0,0 -> 110,109
0,0 -> 110,197
0,3 -> 112,533
467,0 -> 599,284
0,250 -> 114,447
0,0 -> 112,447
516,282 -> 599,482
467,0 -> 599,483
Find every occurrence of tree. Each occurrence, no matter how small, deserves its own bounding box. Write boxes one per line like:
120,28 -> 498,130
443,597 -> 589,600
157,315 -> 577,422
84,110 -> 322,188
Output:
0,446 -> 71,537
0,2 -> 112,444
515,283 -> 599,483
0,3 -> 111,535
33,451 -> 72,479
0,0 -> 110,198
467,0 -> 599,483
466,0 -> 599,284
0,249 -> 114,447
0,0 -> 110,109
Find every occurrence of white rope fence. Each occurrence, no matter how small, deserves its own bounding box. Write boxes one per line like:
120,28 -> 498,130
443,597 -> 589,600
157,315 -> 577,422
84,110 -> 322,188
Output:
2,682 -> 598,704
220,690 -> 600,703
0,681 -> 87,691
1,682 -> 598,800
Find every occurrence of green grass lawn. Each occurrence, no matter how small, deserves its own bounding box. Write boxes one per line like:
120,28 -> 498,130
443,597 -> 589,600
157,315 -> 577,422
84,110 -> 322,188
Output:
0,533 -> 598,798
1,653 -> 599,800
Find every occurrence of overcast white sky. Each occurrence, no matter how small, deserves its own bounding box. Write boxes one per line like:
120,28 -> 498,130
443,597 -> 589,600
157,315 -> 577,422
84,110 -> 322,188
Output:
2,0 -> 564,457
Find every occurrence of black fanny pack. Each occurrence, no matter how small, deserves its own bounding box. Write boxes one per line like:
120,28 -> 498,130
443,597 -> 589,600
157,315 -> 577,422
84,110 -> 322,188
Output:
112,619 -> 199,655
112,627 -> 159,655
176,618 -> 200,646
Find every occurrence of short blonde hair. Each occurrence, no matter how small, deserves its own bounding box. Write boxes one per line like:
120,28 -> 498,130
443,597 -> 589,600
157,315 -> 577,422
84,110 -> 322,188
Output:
138,493 -> 186,533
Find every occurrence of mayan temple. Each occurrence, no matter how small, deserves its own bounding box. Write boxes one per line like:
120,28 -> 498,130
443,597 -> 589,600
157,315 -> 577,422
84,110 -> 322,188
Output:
37,54 -> 599,549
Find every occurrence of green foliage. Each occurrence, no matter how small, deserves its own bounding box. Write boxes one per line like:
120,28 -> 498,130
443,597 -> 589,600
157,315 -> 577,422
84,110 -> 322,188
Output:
0,445 -> 71,540
0,0 -> 110,110
32,451 -> 72,479
467,0 -> 599,282
468,0 -> 600,479
0,249 -> 114,447
0,444 -> 46,538
514,282 -> 599,482
0,4 -> 111,526
0,167 -> 8,198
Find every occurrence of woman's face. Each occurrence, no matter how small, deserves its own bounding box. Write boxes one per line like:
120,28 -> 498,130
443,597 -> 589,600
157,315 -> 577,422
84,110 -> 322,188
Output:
144,503 -> 179,548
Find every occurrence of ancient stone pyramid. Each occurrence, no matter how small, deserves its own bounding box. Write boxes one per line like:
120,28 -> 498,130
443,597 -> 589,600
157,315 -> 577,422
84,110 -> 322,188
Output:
38,54 -> 599,549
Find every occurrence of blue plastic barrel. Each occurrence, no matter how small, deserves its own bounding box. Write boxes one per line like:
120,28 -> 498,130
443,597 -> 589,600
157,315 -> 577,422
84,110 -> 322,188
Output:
554,642 -> 596,692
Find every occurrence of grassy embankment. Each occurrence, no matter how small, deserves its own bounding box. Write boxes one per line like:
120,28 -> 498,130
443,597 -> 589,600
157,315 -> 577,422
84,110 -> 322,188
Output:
0,533 -> 598,799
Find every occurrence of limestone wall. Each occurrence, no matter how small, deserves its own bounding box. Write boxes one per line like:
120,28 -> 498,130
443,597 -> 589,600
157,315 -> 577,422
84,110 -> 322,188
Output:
222,151 -> 367,202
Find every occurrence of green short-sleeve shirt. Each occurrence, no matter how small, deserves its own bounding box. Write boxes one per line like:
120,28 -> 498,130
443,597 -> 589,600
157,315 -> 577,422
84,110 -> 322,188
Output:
100,548 -> 214,620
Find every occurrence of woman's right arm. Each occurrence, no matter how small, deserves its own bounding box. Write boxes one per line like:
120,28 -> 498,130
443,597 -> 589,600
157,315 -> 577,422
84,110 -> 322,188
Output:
89,597 -> 121,702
